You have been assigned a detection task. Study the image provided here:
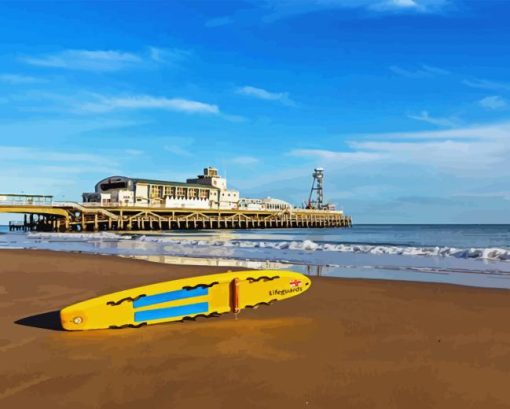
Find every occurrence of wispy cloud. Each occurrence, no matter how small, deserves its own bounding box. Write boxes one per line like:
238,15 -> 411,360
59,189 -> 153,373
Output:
236,85 -> 294,105
389,64 -> 450,78
408,110 -> 460,127
22,49 -> 142,71
78,95 -> 220,115
379,0 -> 419,8
40,164 -> 119,174
479,96 -> 507,110
205,16 -> 234,28
125,149 -> 144,156
148,47 -> 191,64
21,47 -> 191,71
162,137 -> 195,157
0,74 -> 42,84
232,156 -> 260,165
0,146 -> 122,200
352,122 -> 510,141
463,78 -> 510,92
370,0 -> 448,12
164,145 -> 193,157
290,121 -> 510,175
0,146 -> 109,164
290,149 -> 382,161
262,0 -> 451,21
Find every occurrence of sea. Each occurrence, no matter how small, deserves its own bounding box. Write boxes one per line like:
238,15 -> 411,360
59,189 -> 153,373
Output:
1,224 -> 510,290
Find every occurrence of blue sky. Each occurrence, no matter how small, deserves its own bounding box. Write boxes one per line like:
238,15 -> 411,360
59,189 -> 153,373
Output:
1,0 -> 509,223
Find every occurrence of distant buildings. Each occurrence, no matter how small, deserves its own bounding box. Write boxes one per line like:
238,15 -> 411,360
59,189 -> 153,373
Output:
82,167 -> 292,211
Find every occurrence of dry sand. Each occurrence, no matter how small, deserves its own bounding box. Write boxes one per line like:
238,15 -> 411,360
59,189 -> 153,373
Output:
1,249 -> 510,408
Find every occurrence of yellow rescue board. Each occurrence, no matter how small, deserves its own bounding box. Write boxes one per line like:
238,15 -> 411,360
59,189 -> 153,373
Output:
60,270 -> 311,330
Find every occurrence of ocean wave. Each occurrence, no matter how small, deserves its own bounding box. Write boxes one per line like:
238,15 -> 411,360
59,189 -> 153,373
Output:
24,233 -> 510,261
137,237 -> 510,261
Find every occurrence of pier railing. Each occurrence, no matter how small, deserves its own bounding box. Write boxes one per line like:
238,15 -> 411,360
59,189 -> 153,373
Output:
0,194 -> 53,206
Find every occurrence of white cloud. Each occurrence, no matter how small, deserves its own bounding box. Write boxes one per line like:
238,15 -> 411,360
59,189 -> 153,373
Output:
221,113 -> 248,123
0,150 -> 121,210
161,137 -> 195,157
22,47 -> 191,71
372,0 -> 419,10
236,86 -> 294,105
125,149 -> 144,156
455,191 -> 510,202
164,145 -> 193,157
290,149 -> 382,162
205,16 -> 234,27
393,0 -> 418,6
0,146 -> 109,165
40,165 -> 119,174
389,64 -> 450,78
22,49 -> 142,71
463,78 -> 510,92
78,95 -> 220,115
371,0 -> 451,12
420,64 -> 450,75
232,156 -> 260,165
479,96 -> 507,111
408,110 -> 459,127
148,47 -> 191,64
353,121 -> 510,140
0,74 -> 42,84
291,121 -> 510,175
262,0 -> 451,21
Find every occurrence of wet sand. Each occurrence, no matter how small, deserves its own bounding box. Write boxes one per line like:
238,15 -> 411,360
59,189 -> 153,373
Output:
2,249 -> 510,408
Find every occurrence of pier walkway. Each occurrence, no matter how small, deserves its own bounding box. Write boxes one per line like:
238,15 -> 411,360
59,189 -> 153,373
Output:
0,194 -> 352,232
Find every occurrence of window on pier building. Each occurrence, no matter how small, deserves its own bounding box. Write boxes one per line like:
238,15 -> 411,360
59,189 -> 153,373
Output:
149,185 -> 164,199
199,189 -> 209,199
176,186 -> 185,198
188,188 -> 198,199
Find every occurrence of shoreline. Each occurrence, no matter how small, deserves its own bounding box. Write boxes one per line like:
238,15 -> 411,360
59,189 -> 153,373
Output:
2,249 -> 510,408
2,245 -> 510,291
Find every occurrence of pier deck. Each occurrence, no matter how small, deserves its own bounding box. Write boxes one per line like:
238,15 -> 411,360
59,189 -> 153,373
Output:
0,197 -> 351,232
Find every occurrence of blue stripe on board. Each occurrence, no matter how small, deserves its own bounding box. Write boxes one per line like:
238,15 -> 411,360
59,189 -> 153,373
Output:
133,287 -> 208,308
134,302 -> 209,322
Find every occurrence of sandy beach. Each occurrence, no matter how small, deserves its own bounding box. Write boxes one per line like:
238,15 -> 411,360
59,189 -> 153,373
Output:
2,249 -> 510,408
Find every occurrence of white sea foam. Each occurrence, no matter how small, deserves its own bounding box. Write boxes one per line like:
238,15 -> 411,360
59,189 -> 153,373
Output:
27,232 -> 130,240
136,236 -> 510,261
23,233 -> 510,261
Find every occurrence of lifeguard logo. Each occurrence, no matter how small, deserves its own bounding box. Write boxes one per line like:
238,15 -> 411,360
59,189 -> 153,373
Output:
268,278 -> 305,297
269,287 -> 303,297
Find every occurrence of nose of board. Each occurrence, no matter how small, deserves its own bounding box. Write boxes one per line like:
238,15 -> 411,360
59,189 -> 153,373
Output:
60,308 -> 85,330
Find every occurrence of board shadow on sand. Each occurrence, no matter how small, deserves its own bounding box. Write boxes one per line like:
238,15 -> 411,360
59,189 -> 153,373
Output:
15,310 -> 64,331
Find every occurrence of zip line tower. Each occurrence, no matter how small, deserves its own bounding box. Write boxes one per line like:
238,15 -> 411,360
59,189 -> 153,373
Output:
307,168 -> 325,209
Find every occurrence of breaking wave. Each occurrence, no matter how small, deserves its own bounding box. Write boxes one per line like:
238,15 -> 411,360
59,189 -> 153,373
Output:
25,233 -> 510,261
137,237 -> 510,261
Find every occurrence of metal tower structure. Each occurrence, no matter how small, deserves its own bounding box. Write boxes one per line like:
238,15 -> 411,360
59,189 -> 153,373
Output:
307,168 -> 324,209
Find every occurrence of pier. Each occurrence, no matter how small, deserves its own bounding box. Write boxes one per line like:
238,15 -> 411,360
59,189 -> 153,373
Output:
1,194 -> 352,232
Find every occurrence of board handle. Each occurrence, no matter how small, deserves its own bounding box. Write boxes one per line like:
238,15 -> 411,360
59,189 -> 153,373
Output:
230,278 -> 240,314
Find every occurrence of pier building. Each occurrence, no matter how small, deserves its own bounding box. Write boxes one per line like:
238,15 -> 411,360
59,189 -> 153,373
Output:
82,167 -> 239,209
